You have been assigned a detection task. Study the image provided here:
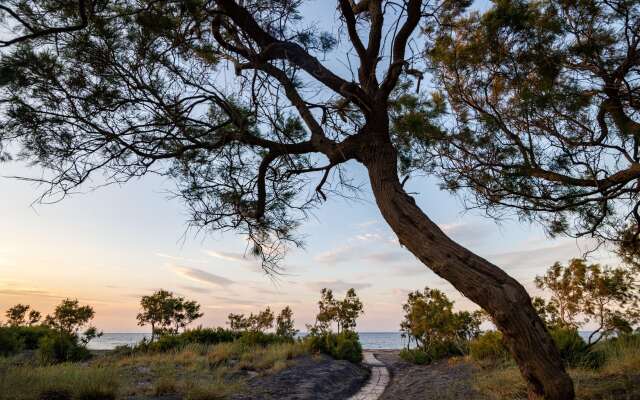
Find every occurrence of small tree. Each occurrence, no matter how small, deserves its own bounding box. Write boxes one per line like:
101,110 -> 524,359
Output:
314,289 -> 338,333
534,260 -> 586,328
336,288 -> 364,334
227,313 -> 251,333
44,298 -> 101,344
535,259 -> 639,345
137,290 -> 203,340
28,310 -> 41,326
276,306 -> 298,339
172,299 -> 204,333
309,288 -> 364,334
5,304 -> 31,326
227,307 -> 274,333
400,287 -> 482,352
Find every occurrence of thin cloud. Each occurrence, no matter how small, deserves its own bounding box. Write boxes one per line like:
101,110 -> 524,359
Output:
314,246 -> 355,264
156,253 -> 207,264
306,279 -> 372,292
355,233 -> 383,242
205,250 -> 252,263
173,266 -> 235,287
181,285 -> 212,294
364,251 -> 411,263
0,288 -> 62,299
438,221 -> 492,246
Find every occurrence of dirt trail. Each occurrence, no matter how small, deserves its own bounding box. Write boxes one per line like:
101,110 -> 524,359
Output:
373,350 -> 487,400
230,354 -> 369,400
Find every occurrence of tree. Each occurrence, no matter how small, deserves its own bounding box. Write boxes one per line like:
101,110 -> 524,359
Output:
0,1 -> 572,397
0,1 -> 92,48
534,261 -> 586,328
173,299 -> 204,333
227,313 -> 251,333
430,0 -> 640,250
28,309 -> 42,326
137,290 -> 203,339
227,307 -> 274,333
336,288 -> 364,333
309,288 -> 364,334
5,304 -> 31,326
400,287 -> 482,352
44,298 -> 101,343
313,288 -> 338,334
276,306 -> 298,339
534,259 -> 639,345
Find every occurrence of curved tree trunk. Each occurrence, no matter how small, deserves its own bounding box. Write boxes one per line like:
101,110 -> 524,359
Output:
360,139 -> 574,400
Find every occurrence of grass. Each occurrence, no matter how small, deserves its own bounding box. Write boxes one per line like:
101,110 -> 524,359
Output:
0,341 -> 308,400
473,335 -> 640,400
0,364 -> 118,400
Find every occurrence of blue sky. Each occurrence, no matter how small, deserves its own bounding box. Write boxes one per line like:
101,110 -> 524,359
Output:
0,0 -> 620,332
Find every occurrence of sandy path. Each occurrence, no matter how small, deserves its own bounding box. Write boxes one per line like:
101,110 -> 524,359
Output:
373,350 -> 487,400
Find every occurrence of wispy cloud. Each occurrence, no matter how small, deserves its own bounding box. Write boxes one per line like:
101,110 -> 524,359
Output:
438,221 -> 493,246
364,251 -> 411,263
172,266 -> 235,287
306,279 -> 372,292
355,233 -> 384,242
180,285 -> 212,294
156,253 -> 207,264
205,250 -> 253,263
314,246 -> 356,264
0,287 -> 62,299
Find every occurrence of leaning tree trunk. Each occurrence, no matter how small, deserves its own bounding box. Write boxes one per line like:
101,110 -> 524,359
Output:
360,138 -> 574,399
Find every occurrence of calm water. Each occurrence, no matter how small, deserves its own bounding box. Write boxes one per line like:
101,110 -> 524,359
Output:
88,332 -> 409,350
88,331 -> 595,351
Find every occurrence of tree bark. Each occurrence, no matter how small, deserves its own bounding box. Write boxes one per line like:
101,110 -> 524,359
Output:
359,137 -> 575,400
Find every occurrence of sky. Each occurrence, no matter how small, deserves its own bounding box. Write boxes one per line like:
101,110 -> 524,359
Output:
0,0 -> 622,333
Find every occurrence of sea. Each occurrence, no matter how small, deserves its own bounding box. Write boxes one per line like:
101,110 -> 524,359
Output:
87,332 -> 410,350
88,331 -> 597,351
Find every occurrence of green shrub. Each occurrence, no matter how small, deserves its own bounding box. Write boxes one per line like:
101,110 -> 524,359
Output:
0,327 -> 23,356
399,341 -> 463,365
37,333 -> 91,364
550,327 -> 604,369
181,327 -> 239,345
304,331 -> 362,363
148,334 -> 183,352
399,348 -> 432,364
137,328 -> 241,353
470,331 -> 510,363
333,331 -> 362,363
16,326 -> 55,350
239,331 -> 287,347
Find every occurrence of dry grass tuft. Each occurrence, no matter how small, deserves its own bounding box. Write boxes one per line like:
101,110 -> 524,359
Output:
473,335 -> 640,400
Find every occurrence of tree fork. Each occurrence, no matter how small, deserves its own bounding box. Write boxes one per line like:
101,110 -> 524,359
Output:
360,136 -> 575,400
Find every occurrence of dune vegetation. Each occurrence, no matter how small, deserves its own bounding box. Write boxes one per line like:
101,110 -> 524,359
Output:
0,289 -> 365,400
473,334 -> 640,400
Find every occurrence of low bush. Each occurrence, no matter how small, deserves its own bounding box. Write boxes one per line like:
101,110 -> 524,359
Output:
0,327 -> 23,356
399,348 -> 431,364
135,328 -> 241,353
333,331 -> 363,362
181,327 -> 239,345
238,331 -> 288,347
469,331 -> 510,363
305,331 -> 362,363
399,341 -> 463,365
550,327 -> 604,369
37,333 -> 91,364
